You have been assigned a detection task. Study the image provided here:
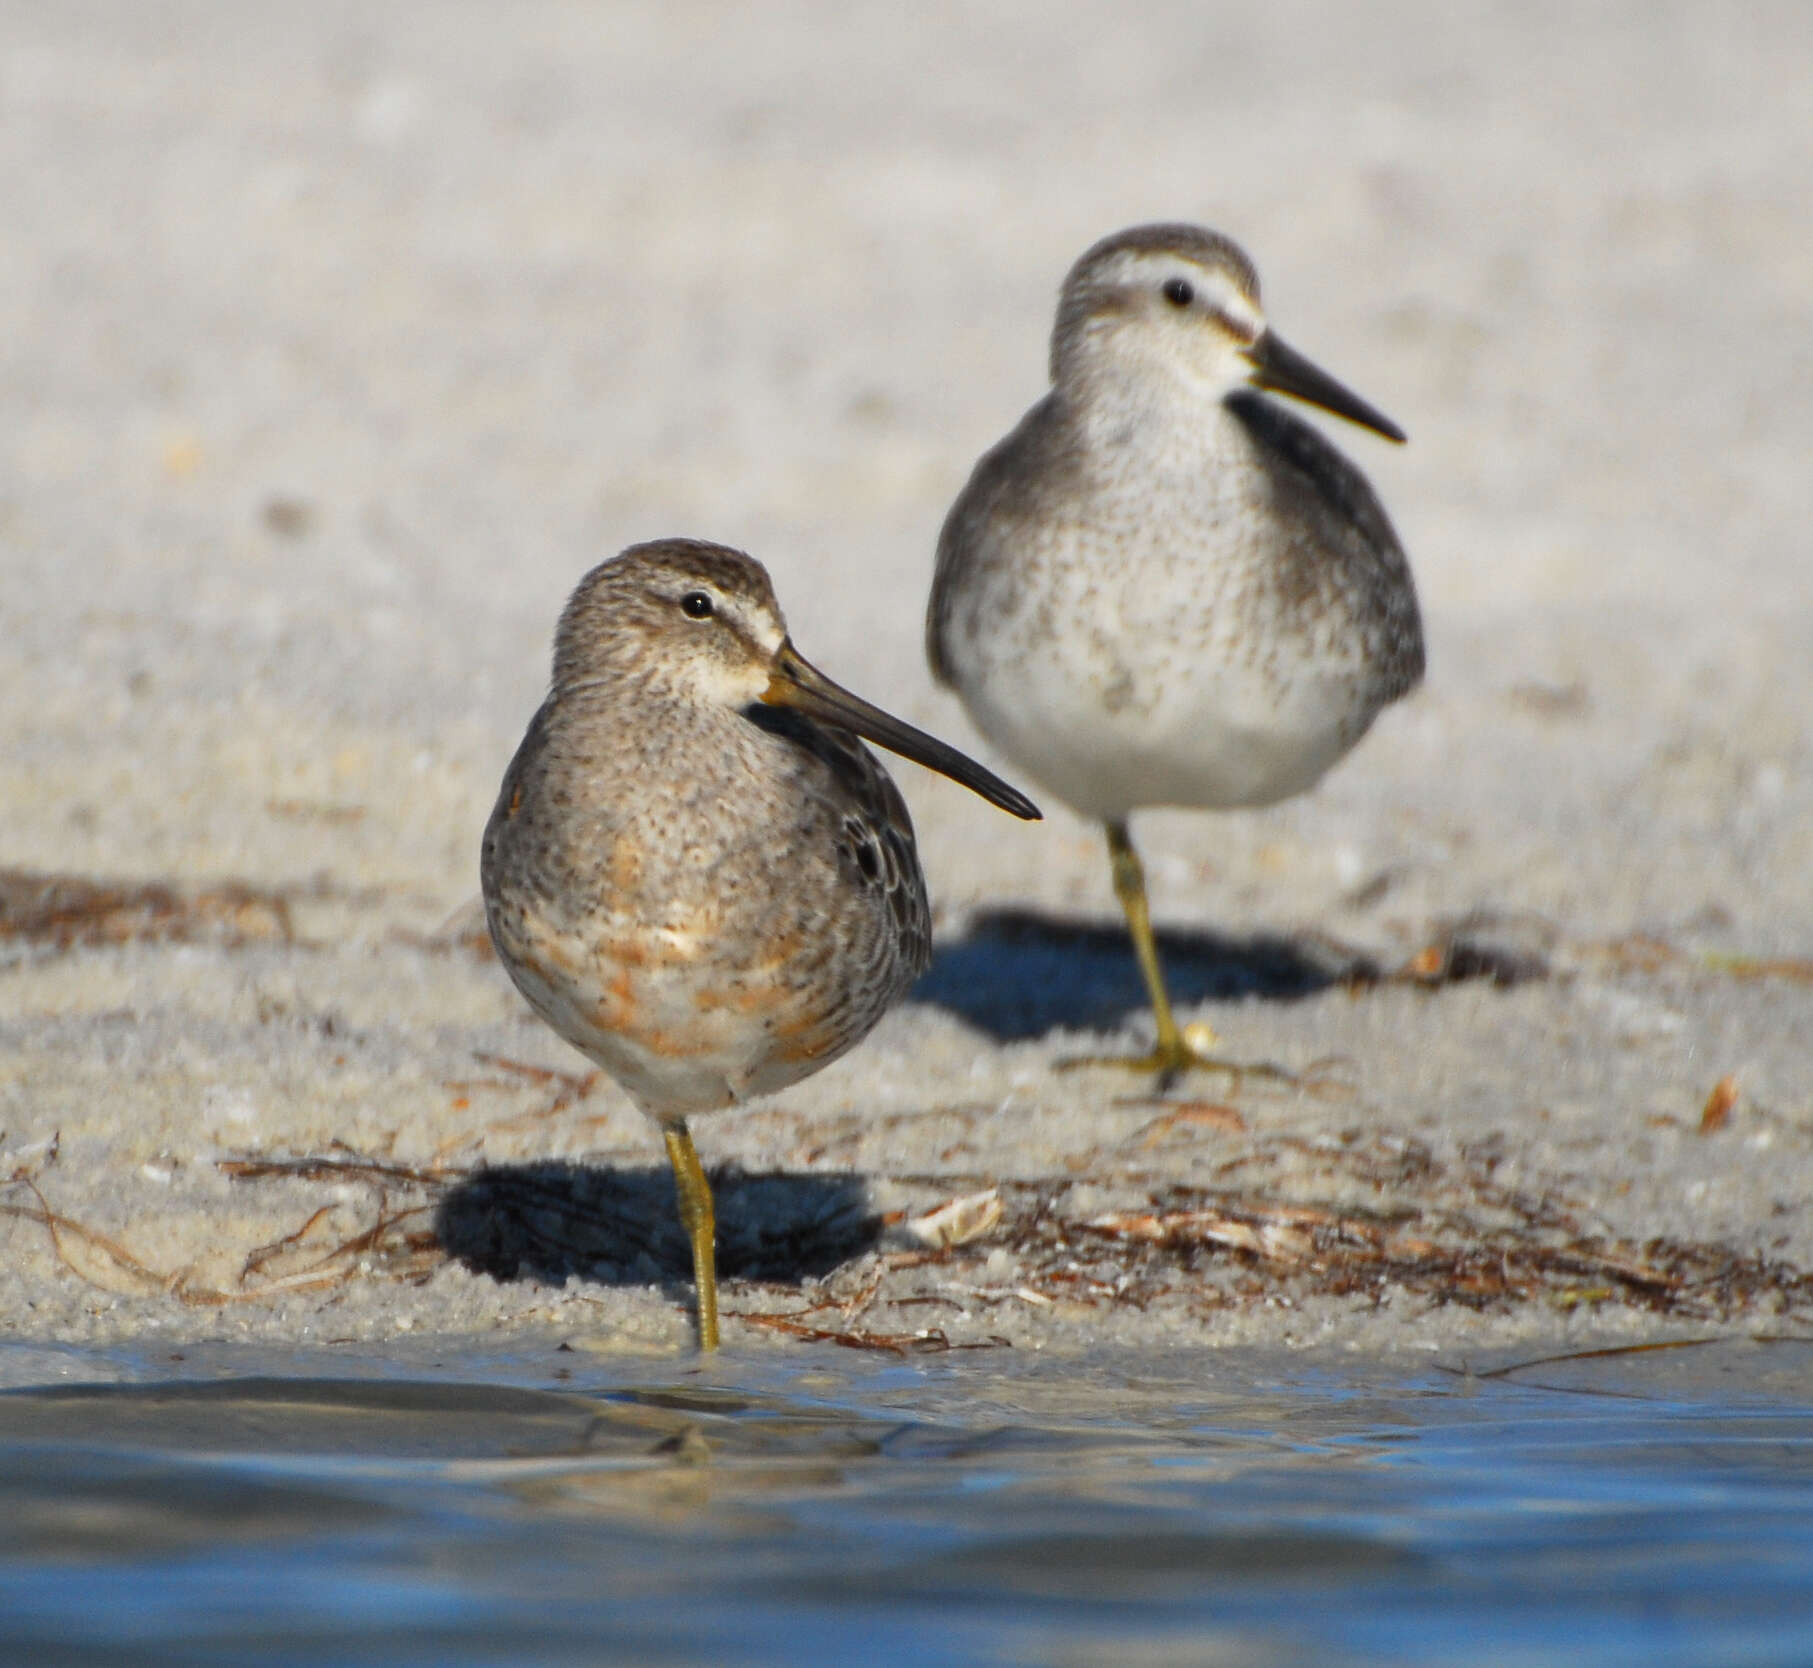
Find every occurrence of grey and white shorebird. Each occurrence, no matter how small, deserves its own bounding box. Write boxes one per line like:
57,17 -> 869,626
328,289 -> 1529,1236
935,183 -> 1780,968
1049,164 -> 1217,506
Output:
927,223 -> 1423,1083
481,538 -> 1039,1349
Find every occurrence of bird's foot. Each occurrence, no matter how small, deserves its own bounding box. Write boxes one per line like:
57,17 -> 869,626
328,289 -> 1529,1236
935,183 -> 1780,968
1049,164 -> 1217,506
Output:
1057,1021 -> 1299,1097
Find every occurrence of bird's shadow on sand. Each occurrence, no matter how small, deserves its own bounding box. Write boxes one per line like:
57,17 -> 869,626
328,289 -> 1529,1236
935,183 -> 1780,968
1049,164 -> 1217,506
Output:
912,905 -> 1377,1043
434,909 -> 1386,1293
434,1161 -> 879,1296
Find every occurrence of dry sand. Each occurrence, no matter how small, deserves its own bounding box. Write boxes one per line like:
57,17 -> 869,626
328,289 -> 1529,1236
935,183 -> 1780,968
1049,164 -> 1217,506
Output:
3,1 -> 1810,1362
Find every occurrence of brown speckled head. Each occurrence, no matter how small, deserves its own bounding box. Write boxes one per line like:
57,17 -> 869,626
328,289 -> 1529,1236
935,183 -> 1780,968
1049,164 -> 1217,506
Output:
546,537 -> 1039,819
551,538 -> 787,703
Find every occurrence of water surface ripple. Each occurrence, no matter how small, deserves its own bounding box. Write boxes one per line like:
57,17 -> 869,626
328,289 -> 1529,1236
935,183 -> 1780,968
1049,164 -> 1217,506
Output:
1,1339 -> 1809,1666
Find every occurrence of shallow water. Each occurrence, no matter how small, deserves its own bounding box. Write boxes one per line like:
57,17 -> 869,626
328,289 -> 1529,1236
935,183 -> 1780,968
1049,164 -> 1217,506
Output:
2,1338 -> 1810,1667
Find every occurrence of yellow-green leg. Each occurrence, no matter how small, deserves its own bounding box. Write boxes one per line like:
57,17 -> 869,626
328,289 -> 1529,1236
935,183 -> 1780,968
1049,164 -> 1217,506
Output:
1059,819 -> 1224,1090
663,1121 -> 720,1351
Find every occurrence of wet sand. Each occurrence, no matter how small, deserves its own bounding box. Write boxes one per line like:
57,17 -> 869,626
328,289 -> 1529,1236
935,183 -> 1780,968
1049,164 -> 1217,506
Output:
2,2 -> 1810,1358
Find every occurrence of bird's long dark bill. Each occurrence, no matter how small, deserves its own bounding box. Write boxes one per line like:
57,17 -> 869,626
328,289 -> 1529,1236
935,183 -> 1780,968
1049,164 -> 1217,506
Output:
762,643 -> 1041,821
1245,330 -> 1407,444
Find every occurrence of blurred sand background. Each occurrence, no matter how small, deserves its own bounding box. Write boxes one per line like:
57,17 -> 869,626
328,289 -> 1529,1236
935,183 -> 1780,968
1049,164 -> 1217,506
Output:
2,1 -> 1810,1357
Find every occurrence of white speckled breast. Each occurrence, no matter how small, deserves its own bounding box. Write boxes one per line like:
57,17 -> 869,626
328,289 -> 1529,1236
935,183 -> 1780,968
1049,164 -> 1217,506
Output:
930,381 -> 1422,822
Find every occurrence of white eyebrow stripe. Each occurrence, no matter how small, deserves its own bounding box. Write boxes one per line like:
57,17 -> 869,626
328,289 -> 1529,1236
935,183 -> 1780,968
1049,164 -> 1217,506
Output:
1196,272 -> 1259,328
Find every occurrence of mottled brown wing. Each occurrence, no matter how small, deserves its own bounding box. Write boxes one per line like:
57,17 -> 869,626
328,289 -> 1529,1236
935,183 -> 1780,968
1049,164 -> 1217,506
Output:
1225,389 -> 1425,698
743,702 -> 933,989
927,393 -> 1082,689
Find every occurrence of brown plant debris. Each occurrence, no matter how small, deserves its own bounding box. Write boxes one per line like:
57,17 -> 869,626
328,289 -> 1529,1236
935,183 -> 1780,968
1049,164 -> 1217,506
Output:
1584,933 -> 1813,985
1442,1336 -> 1733,1382
1699,1074 -> 1740,1134
6,1125 -> 1809,1338
981,1129 -> 1813,1323
0,868 -> 305,951
216,1154 -> 457,1190
1130,1102 -> 1249,1145
1394,910 -> 1555,987
1701,952 -> 1813,984
430,1056 -> 609,1161
265,799 -> 366,825
391,896 -> 496,959
732,1313 -> 999,1354
3,1163 -> 442,1306
2,1177 -> 175,1301
1383,921 -> 1813,990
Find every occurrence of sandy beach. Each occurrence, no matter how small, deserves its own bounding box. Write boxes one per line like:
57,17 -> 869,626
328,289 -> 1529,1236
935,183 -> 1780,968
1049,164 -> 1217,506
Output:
3,0 -> 1810,1359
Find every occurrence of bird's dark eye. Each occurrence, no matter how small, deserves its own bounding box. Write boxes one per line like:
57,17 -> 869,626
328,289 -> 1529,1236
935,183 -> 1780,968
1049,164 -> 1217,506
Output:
679,590 -> 714,620
1162,277 -> 1194,308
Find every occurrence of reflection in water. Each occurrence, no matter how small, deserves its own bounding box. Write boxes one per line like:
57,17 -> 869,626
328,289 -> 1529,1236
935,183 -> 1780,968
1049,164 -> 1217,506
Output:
0,1341 -> 1810,1665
